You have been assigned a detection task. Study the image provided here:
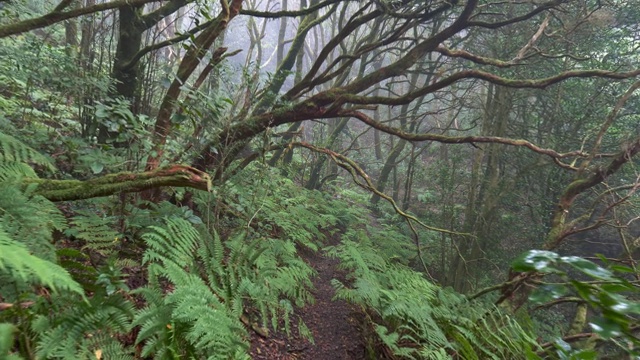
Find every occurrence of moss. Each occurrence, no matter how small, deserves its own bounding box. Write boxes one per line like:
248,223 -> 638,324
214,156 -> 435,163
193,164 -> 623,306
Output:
24,165 -> 211,201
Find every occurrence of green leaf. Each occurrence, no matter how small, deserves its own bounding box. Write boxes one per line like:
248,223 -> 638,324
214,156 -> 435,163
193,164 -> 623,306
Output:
0,323 -> 20,360
560,256 -> 615,280
512,250 -> 561,273
600,282 -> 635,294
90,161 -> 104,174
610,264 -> 635,273
589,317 -> 622,339
95,105 -> 108,118
529,284 -> 569,304
570,280 -> 593,301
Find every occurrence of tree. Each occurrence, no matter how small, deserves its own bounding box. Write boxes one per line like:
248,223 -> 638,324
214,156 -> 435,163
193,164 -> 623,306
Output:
3,0 -> 639,243
2,0 -> 640,355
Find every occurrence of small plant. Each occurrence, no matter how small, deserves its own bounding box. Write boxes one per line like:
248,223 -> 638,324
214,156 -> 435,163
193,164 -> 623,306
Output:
133,217 -> 316,359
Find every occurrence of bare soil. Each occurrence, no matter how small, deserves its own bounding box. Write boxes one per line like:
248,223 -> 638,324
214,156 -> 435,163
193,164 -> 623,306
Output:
249,237 -> 367,360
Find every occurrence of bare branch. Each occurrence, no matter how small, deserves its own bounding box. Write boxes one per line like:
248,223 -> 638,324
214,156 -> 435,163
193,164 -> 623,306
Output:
545,137 -> 640,249
468,0 -> 564,29
513,14 -> 550,61
579,80 -> 640,174
339,68 -> 640,106
240,0 -> 348,18
341,109 -> 587,159
0,0 -> 163,38
435,45 -> 518,68
140,0 -> 190,30
119,17 -> 220,71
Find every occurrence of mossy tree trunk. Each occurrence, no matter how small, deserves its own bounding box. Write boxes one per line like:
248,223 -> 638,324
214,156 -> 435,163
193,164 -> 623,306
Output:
99,0 -> 190,143
25,165 -> 211,202
449,85 -> 513,293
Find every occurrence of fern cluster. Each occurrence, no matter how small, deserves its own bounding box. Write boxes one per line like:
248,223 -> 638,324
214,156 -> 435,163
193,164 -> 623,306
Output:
32,290 -> 135,359
328,235 -> 542,359
218,165 -> 342,249
0,134 -> 86,358
67,210 -> 122,257
133,217 -> 316,359
0,148 -> 332,359
0,133 -> 141,359
0,133 -> 54,172
0,135 -> 80,296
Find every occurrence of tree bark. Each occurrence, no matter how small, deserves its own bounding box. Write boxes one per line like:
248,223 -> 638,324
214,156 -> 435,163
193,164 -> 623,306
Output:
99,0 -> 191,142
25,165 -> 211,202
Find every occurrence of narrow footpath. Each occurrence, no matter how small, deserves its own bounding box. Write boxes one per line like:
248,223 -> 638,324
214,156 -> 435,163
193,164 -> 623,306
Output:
250,238 -> 367,360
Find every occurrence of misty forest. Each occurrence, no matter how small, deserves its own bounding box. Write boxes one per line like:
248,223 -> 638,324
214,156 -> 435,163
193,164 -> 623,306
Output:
1,0 -> 640,358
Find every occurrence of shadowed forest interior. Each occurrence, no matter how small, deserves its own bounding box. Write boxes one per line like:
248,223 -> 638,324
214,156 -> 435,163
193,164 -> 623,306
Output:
1,0 -> 640,358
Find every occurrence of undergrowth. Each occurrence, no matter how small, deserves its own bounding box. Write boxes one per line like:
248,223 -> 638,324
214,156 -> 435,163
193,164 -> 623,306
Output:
0,135 -> 606,360
0,141 -> 333,359
327,232 -> 542,360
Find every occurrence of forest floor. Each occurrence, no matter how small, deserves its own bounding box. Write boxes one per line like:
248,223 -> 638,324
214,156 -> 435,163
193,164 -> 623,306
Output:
249,233 -> 368,360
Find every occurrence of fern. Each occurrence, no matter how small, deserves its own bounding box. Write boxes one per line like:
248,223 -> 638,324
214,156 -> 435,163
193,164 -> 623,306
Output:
134,216 -> 316,359
0,225 -> 82,294
135,218 -> 250,359
0,180 -> 78,296
33,291 -> 135,359
0,141 -> 137,359
0,161 -> 37,181
69,210 -> 121,256
0,132 -> 54,171
0,184 -> 66,261
56,248 -> 100,291
0,323 -> 22,360
330,239 -> 542,359
218,165 -> 345,250
123,200 -> 203,238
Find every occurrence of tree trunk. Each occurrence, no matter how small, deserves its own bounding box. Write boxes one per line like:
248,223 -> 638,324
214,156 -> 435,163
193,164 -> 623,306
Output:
371,139 -> 407,206
305,118 -> 349,190
450,85 -> 513,293
63,0 -> 79,56
26,165 -> 211,202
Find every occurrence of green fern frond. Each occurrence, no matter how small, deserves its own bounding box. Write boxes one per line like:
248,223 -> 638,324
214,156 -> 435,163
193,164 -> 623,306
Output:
136,214 -> 316,359
0,225 -> 82,294
70,211 -> 120,256
142,218 -> 199,268
0,161 -> 37,181
330,237 -> 540,359
297,317 -> 314,344
35,293 -> 134,359
0,132 -> 54,170
132,287 -> 176,357
137,219 -> 250,358
0,323 -> 22,360
0,184 -> 66,261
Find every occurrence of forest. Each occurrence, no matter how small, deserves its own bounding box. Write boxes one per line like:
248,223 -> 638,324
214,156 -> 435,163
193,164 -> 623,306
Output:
1,0 -> 639,358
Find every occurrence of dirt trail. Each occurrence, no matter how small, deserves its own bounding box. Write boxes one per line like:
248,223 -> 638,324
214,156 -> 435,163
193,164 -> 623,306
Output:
250,239 -> 366,360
